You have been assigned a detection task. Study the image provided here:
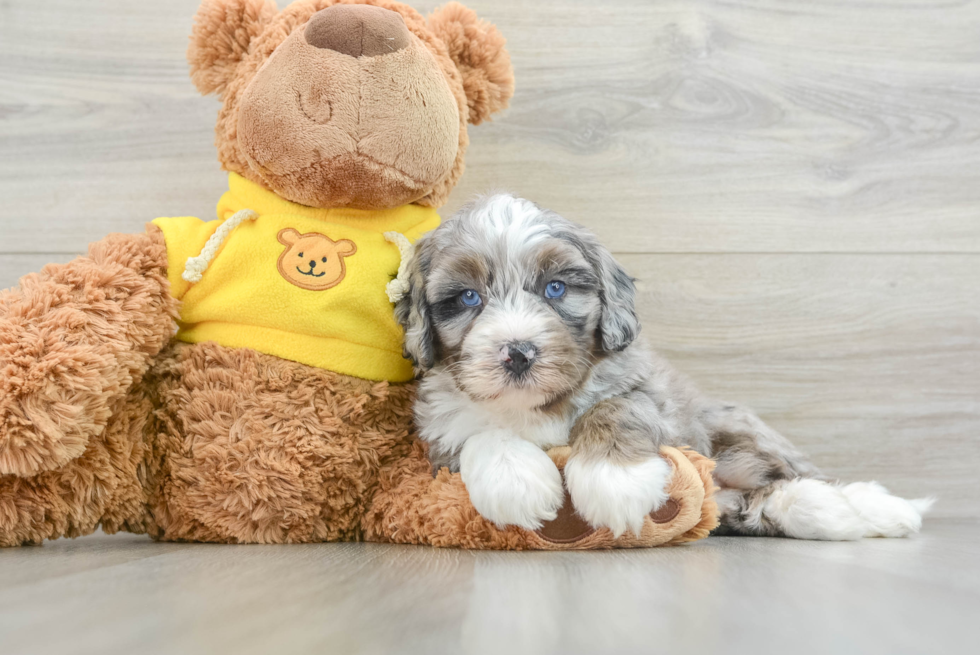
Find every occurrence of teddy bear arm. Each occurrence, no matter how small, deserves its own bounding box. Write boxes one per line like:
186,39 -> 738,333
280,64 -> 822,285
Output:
362,443 -> 718,550
0,226 -> 177,477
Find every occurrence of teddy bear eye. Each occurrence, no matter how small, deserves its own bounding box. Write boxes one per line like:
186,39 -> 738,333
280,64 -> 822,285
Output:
298,252 -> 304,257
322,257 -> 327,263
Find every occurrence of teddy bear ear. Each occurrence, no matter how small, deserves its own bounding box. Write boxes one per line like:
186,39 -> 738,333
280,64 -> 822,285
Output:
277,228 -> 300,246
188,0 -> 279,97
335,240 -> 358,257
428,2 -> 515,125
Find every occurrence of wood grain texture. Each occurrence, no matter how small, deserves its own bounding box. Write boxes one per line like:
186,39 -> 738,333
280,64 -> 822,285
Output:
1,524 -> 978,655
443,0 -> 980,254
624,253 -> 980,517
1,0 -> 979,252
0,254 -> 80,290
0,0 -> 977,521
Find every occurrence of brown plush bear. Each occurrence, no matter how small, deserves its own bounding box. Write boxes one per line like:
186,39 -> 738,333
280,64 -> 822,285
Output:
0,0 -> 715,548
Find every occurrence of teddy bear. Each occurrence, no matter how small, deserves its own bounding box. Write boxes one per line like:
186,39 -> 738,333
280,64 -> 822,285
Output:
0,0 -> 716,549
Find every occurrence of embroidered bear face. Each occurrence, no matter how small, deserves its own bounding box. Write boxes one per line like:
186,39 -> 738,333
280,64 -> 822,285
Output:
277,228 -> 357,291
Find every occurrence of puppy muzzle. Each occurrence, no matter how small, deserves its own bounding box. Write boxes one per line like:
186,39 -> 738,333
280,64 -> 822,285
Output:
499,341 -> 537,377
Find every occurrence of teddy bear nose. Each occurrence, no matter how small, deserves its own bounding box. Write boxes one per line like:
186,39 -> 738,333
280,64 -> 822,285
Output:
305,4 -> 411,57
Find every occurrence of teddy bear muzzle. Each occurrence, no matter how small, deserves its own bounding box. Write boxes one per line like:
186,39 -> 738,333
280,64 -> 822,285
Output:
305,4 -> 411,57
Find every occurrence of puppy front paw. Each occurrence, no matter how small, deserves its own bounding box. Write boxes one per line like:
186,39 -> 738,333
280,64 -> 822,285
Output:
460,435 -> 565,531
565,456 -> 673,538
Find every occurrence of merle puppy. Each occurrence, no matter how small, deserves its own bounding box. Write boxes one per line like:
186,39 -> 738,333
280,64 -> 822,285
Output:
395,194 -> 931,539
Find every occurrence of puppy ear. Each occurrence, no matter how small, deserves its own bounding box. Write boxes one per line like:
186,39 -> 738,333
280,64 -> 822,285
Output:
596,249 -> 640,352
428,2 -> 514,125
188,0 -> 278,97
394,237 -> 437,371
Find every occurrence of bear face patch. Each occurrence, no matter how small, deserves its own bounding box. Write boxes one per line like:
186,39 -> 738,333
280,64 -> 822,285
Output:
277,228 -> 356,291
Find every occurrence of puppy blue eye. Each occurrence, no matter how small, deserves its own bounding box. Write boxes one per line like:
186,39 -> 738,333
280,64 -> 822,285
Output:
545,281 -> 566,299
460,289 -> 482,307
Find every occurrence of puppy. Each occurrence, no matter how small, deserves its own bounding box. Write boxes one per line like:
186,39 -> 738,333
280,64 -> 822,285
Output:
395,194 -> 933,539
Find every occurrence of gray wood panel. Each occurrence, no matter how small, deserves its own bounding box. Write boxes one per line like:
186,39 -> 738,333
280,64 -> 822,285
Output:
1,0 -> 977,521
1,524 -> 978,655
0,254 -> 81,289
448,0 -> 980,254
623,253 -> 980,518
1,0 -> 979,253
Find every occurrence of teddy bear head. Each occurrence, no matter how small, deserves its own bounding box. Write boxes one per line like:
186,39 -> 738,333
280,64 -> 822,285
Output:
188,0 -> 514,210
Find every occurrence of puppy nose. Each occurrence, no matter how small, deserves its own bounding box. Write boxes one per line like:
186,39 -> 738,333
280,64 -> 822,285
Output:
305,4 -> 411,57
501,342 -> 536,376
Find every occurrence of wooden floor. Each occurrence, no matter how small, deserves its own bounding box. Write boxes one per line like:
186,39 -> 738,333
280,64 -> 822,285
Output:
0,520 -> 977,655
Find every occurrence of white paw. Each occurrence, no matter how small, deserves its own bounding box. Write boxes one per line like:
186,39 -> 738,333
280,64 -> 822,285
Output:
460,434 -> 564,531
564,456 -> 673,538
841,481 -> 934,538
764,479 -> 867,541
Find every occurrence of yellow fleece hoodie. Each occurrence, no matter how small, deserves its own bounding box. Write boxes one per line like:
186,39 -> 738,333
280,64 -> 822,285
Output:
152,174 -> 440,382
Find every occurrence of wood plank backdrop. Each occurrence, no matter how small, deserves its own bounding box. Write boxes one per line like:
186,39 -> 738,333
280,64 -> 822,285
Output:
1,0 -> 977,518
